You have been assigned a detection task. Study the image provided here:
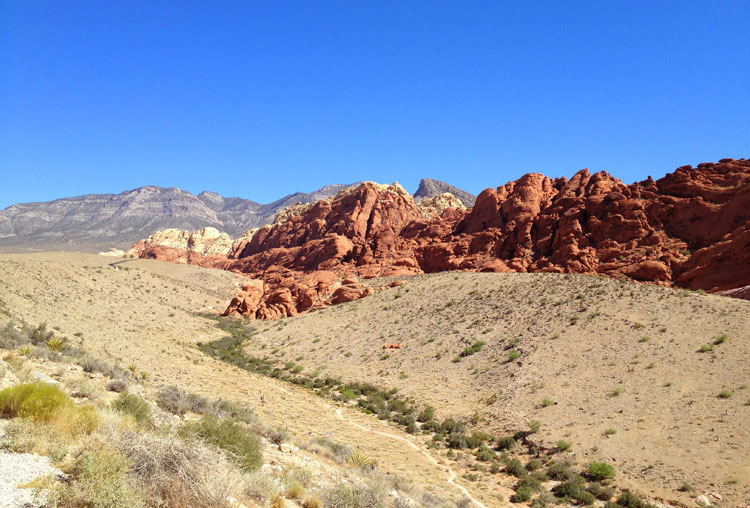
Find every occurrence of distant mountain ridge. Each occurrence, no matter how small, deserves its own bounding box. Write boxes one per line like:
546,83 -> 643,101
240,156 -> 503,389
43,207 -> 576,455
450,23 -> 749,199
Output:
0,179 -> 471,250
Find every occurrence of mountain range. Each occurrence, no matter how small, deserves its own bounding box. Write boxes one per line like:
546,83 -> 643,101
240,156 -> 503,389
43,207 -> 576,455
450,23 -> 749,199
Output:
0,180 -> 475,251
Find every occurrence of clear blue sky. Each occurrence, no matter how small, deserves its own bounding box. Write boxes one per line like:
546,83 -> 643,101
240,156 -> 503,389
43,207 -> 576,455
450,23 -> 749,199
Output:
1,1 -> 749,209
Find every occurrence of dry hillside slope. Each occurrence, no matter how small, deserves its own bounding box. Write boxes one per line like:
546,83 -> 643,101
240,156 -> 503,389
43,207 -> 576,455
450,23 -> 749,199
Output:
0,252 -> 506,506
252,271 -> 750,504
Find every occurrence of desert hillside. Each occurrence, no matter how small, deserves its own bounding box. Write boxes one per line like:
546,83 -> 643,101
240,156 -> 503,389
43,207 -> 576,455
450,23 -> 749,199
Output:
251,271 -> 750,504
0,252 -> 502,507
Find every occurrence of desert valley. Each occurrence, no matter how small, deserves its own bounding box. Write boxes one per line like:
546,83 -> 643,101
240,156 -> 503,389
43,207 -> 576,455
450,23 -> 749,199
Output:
0,159 -> 748,508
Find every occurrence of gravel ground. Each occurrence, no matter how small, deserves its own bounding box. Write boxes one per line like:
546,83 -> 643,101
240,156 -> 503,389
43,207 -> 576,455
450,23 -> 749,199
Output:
0,423 -> 63,508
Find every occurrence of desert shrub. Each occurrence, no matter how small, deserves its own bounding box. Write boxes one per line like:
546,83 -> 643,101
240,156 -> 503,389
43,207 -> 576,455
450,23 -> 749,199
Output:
553,477 -> 594,504
77,356 -> 113,376
156,385 -> 254,423
515,474 -> 542,492
347,449 -> 377,469
446,430 -> 467,449
526,458 -> 544,471
68,377 -> 101,400
112,393 -> 152,427
49,448 -> 144,508
272,496 -> 286,508
157,385 -> 208,415
528,420 -> 541,433
207,397 -> 256,423
284,481 -> 306,499
531,492 -> 556,508
243,471 -> 278,504
301,496 -> 323,508
303,436 -> 352,463
476,444 -> 496,462
439,417 -> 465,435
459,340 -> 486,357
179,414 -> 262,472
0,322 -> 24,349
107,378 -> 129,393
588,482 -> 615,501
577,490 -> 596,505
616,491 -> 655,508
511,486 -> 534,503
28,322 -> 55,345
547,461 -> 577,481
283,466 -> 312,488
417,405 -> 435,422
588,461 -> 615,481
265,426 -> 288,449
420,492 -> 447,507
320,481 -> 386,508
3,417 -> 69,461
557,440 -> 572,451
0,382 -> 71,421
496,435 -> 516,450
114,430 -> 242,507
505,458 -> 526,477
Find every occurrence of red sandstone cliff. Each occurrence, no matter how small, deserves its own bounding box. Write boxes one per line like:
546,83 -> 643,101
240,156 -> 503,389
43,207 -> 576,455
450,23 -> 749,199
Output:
125,159 -> 750,318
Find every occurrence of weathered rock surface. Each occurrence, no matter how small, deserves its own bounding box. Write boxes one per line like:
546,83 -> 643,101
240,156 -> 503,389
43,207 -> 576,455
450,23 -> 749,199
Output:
416,193 -> 467,218
414,178 -> 476,207
127,159 -> 750,319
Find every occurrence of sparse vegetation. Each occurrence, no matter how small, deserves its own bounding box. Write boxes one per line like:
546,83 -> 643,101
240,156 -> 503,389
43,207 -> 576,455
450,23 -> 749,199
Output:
112,392 -> 153,426
179,414 -> 262,472
588,461 -> 616,481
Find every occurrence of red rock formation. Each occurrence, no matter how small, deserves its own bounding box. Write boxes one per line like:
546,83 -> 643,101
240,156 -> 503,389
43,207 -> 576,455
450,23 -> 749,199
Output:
125,159 -> 750,319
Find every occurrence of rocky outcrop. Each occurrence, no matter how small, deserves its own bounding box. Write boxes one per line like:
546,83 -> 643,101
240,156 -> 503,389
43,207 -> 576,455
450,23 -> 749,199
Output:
125,227 -> 233,267
414,178 -> 476,207
416,193 -> 466,218
127,158 -> 750,319
98,248 -> 125,257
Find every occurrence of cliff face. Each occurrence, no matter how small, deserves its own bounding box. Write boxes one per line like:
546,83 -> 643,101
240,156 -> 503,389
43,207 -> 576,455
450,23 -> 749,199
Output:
126,158 -> 750,318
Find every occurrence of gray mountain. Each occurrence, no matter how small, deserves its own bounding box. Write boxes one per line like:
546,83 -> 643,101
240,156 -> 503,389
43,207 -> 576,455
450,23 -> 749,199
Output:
413,178 -> 475,207
0,184 -> 355,251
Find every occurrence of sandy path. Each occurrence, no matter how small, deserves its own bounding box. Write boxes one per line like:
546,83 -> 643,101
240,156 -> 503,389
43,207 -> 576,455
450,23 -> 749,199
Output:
330,406 -> 489,508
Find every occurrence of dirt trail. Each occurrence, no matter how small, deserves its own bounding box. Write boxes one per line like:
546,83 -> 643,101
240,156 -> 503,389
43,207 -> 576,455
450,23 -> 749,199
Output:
331,407 -> 490,508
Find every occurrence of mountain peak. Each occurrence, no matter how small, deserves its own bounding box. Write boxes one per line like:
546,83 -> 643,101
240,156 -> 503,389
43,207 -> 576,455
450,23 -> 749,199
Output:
414,178 -> 476,207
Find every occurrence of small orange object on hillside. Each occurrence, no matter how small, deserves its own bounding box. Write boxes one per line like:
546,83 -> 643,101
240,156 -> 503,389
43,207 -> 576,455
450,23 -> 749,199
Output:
382,343 -> 402,350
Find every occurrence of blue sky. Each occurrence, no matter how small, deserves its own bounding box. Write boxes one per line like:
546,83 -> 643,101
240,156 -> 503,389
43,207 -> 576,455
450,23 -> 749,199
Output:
1,1 -> 749,209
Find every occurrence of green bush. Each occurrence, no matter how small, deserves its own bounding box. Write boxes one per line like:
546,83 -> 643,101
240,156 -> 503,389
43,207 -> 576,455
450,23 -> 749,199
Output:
417,405 -> 435,422
112,393 -> 152,427
526,458 -> 544,471
557,440 -> 572,451
511,486 -> 534,503
505,458 -> 526,477
0,382 -> 72,422
496,435 -> 516,450
588,461 -> 616,481
459,340 -> 486,358
617,490 -> 655,508
553,477 -> 594,504
180,414 -> 262,472
588,482 -> 616,501
547,461 -> 577,481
